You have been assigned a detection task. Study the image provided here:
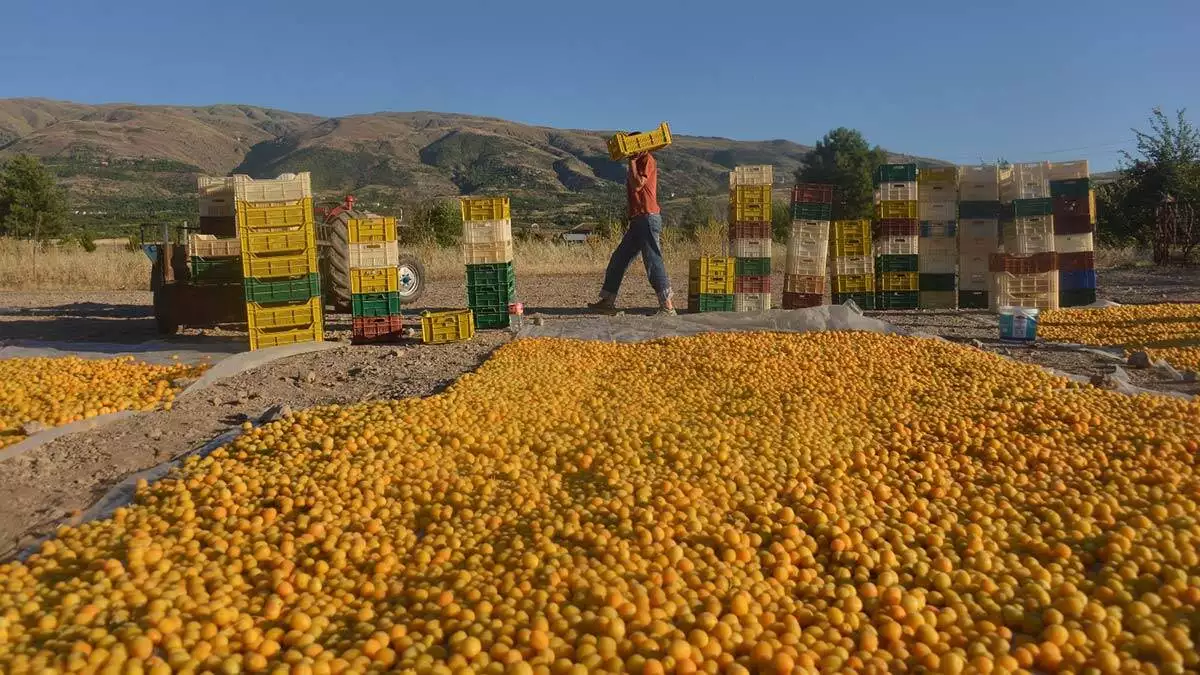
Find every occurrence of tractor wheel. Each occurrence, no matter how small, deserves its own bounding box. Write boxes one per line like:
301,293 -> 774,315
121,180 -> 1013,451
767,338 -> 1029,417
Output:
319,211 -> 353,314
396,253 -> 426,305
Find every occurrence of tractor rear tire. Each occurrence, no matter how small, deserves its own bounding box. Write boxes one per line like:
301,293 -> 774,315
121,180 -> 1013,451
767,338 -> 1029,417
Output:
319,211 -> 353,314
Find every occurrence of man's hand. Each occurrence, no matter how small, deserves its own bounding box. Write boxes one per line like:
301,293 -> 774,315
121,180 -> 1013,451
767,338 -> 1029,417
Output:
629,154 -> 646,190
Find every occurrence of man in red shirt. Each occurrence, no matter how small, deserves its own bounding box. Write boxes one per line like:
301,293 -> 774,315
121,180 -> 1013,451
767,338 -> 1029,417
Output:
588,147 -> 674,315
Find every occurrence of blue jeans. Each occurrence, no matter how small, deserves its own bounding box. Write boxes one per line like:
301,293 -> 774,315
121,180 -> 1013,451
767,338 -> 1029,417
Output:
601,213 -> 672,304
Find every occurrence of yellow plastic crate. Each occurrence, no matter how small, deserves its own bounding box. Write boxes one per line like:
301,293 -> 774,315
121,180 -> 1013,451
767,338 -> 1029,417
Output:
831,235 -> 869,257
833,273 -> 876,294
241,228 -> 315,256
350,267 -> 400,294
874,200 -> 919,219
242,248 -> 319,279
249,323 -> 323,351
729,185 -> 772,222
246,296 -> 322,330
918,167 -> 959,184
348,217 -> 397,243
460,196 -> 511,222
880,271 -> 919,292
237,198 -> 314,232
607,122 -> 672,161
688,257 -> 736,295
832,219 -> 872,242
421,309 -> 476,345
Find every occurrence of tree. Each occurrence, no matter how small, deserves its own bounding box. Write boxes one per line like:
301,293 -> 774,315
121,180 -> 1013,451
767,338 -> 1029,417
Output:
771,200 -> 791,243
795,128 -> 888,221
0,154 -> 70,240
680,194 -> 714,238
408,199 -> 462,246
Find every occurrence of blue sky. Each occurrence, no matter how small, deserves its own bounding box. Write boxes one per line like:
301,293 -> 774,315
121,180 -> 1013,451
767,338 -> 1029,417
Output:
3,0 -> 1198,170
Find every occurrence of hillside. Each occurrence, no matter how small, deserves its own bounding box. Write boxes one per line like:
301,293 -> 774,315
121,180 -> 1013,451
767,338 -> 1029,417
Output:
0,98 -> 944,230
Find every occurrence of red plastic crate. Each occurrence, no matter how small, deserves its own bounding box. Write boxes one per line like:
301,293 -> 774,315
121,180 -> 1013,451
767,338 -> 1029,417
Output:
734,275 -> 772,294
729,221 -> 772,239
988,252 -> 1058,274
792,183 -> 834,204
782,292 -> 823,309
1058,251 -> 1095,272
1054,213 -> 1094,235
351,315 -> 404,343
875,218 -> 920,237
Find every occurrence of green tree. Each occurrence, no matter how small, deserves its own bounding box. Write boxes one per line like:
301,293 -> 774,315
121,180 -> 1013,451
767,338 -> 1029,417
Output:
680,194 -> 713,238
795,128 -> 888,220
408,199 -> 463,246
771,200 -> 791,242
0,154 -> 70,240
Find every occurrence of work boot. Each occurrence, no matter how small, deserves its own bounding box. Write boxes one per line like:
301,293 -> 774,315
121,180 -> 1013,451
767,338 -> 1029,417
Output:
587,297 -> 617,314
655,306 -> 677,317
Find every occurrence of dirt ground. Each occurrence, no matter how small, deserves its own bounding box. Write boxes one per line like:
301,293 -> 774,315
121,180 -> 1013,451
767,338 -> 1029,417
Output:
1,263 -> 1198,560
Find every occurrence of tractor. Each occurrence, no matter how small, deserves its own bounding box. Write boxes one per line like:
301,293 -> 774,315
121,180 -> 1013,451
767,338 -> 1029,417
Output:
315,195 -> 426,312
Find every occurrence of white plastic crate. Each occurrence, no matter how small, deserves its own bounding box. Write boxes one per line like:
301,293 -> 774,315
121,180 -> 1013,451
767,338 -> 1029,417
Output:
918,183 -> 958,204
918,237 -> 957,273
1002,217 -> 1055,255
731,237 -> 773,258
1000,162 -> 1051,202
918,201 -> 957,221
349,241 -> 400,269
958,165 -> 1001,201
790,219 -> 830,241
462,219 -> 513,245
874,181 -> 918,201
199,173 -> 313,205
1055,233 -> 1094,254
188,234 -> 241,258
785,255 -> 827,277
728,165 -> 774,187
1048,160 -> 1089,181
832,255 -> 873,276
958,218 -> 1000,241
959,255 -> 990,291
990,271 -> 1060,311
921,221 -> 957,238
463,240 -> 515,265
733,292 -> 771,313
875,235 -> 919,256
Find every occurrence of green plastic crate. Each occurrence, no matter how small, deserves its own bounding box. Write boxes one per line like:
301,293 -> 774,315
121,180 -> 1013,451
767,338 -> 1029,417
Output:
918,273 -> 957,292
1049,178 -> 1092,198
466,261 -> 516,288
472,308 -> 510,329
687,294 -> 735,313
874,163 -> 918,183
351,291 -> 402,318
243,273 -> 320,305
878,291 -> 919,309
467,279 -> 517,308
832,292 -> 876,310
735,257 -> 772,276
957,291 -> 989,309
1059,288 -> 1097,307
1013,198 -> 1054,217
191,257 -> 243,282
791,202 -> 833,220
875,254 -> 919,273
958,201 -> 1003,219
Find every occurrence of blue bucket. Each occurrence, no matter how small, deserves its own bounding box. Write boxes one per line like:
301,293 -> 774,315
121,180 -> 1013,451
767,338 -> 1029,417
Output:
998,307 -> 1039,341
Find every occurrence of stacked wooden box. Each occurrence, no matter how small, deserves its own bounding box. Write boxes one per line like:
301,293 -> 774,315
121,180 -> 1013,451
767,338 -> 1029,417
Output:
728,167 -> 774,312
461,197 -> 516,329
992,162 -> 1059,310
783,183 -> 833,309
917,167 -> 959,309
957,166 -> 1002,309
347,215 -> 404,343
874,164 -> 920,309
1049,161 -> 1097,307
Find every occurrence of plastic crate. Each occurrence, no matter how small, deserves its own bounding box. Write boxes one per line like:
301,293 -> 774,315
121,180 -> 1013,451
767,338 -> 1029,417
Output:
1053,213 -> 1094,236
832,234 -> 870,257
241,228 -> 314,257
246,296 -> 322,332
919,221 -> 957,238
1049,178 -> 1092,198
352,292 -> 402,318
874,200 -> 919,219
421,309 -> 476,344
473,309 -> 510,330
734,275 -> 772,294
956,201 -> 1000,220
832,292 -> 876,309
1002,217 -> 1055,255
877,219 -> 920,237
833,273 -> 875,294
242,248 -> 319,280
918,238 -> 957,273
875,235 -> 919,256
782,292 -> 824,309
249,323 -> 323,351
958,290 -> 989,309
959,235 -> 997,256
729,221 -> 772,239
688,257 -> 736,295
1013,198 -> 1054,217
1058,251 -> 1095,272
1000,162 -> 1051,202
918,200 -> 957,221
959,268 -> 990,292
199,216 -> 237,237
348,217 -> 398,244
466,261 -> 516,287
879,271 -> 919,292
1053,193 -> 1095,221
467,278 -> 518,308
875,254 -> 919,273
785,254 -> 828,277
989,252 -> 1058,275
918,273 -> 957,292
607,122 -> 672,161
460,196 -> 511,222
244,274 -> 320,305
1060,269 -> 1098,291
733,292 -> 771,313
875,164 -> 918,183
350,267 -> 400,294
462,219 -> 513,245
351,315 -> 404,344
200,172 -> 312,210
782,274 -> 825,294
958,166 -> 1001,200
989,271 -> 1060,311
1047,160 -> 1089,181
918,182 -> 958,203
188,234 -> 240,258
919,290 -> 957,309
237,198 -> 314,233
792,202 -> 833,220
191,257 -> 243,283
463,240 -> 515,265
730,185 -> 773,222
832,219 -> 872,242
735,257 -> 772,276
833,255 -> 873,276
1059,288 -> 1097,307
729,165 -> 774,187
958,218 -> 999,240
792,184 -> 835,204
875,181 -> 918,202
731,237 -> 772,258
878,291 -> 919,310
687,293 -> 736,313
919,167 -> 958,184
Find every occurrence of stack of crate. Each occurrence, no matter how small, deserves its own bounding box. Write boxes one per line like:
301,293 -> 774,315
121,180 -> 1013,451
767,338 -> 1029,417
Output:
1049,161 -> 1097,306
687,257 -> 736,312
831,219 -> 874,308
461,196 -> 516,329
347,215 -> 403,343
991,162 -> 1059,311
187,234 -> 242,285
225,173 -> 323,350
729,168 -> 774,312
957,166 -> 1003,308
783,183 -> 833,309
874,164 -> 920,310
917,167 -> 959,308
